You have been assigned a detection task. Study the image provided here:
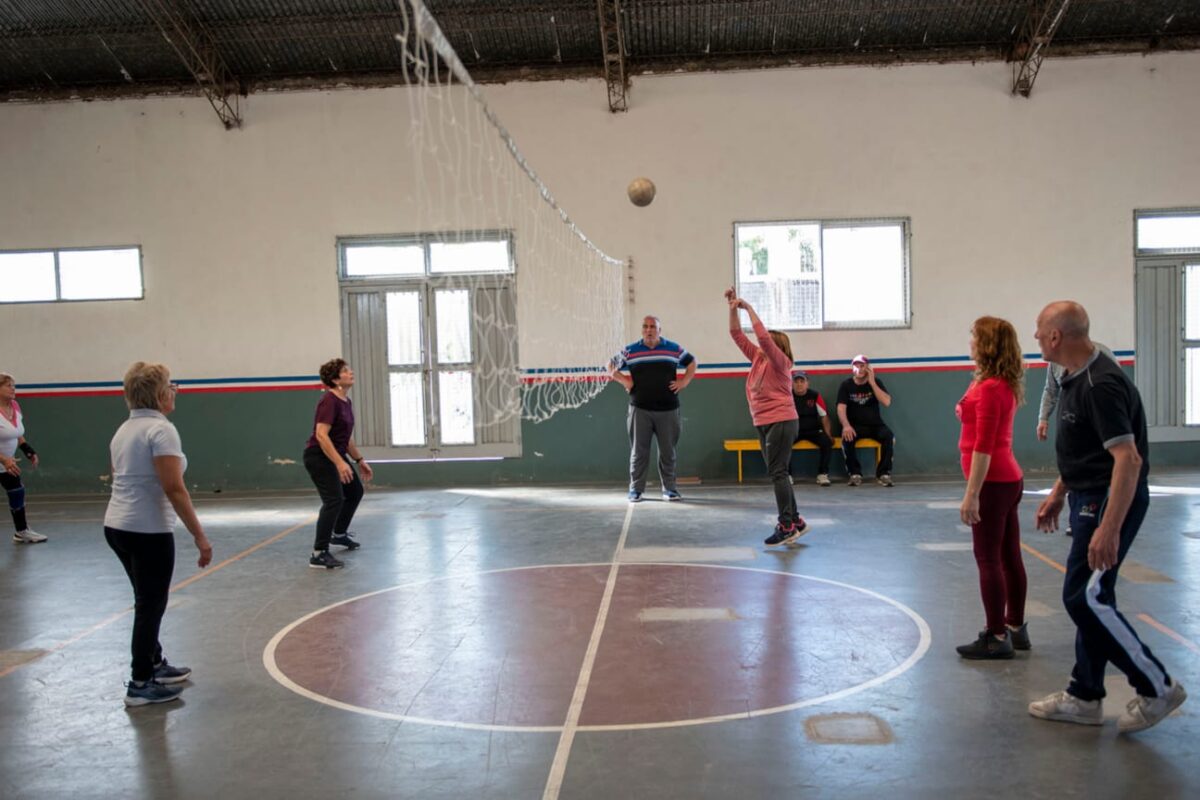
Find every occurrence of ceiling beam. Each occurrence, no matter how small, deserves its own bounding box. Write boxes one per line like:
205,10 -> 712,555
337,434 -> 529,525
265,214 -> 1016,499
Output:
596,0 -> 628,112
134,0 -> 242,128
1011,0 -> 1073,97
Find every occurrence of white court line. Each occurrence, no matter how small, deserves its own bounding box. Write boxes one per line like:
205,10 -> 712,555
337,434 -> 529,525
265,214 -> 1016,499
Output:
262,563 -> 932,734
638,607 -> 738,622
542,502 -> 633,800
621,546 -> 756,563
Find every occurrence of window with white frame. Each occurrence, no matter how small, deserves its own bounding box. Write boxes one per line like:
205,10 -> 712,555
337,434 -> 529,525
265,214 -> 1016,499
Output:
1134,209 -> 1200,437
0,247 -> 143,303
338,233 -> 520,460
733,218 -> 911,330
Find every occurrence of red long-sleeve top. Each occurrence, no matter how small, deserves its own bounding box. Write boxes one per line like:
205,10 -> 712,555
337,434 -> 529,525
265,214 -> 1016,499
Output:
729,318 -> 798,427
956,377 -> 1022,482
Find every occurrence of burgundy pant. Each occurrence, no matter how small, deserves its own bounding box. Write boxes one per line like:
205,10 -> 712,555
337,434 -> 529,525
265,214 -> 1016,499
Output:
971,479 -> 1027,636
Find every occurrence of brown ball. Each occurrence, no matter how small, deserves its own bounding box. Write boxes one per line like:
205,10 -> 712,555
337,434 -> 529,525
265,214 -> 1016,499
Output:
627,177 -> 656,207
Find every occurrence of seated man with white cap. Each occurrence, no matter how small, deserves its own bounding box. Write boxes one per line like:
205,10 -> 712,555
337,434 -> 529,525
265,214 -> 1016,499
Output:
835,354 -> 896,486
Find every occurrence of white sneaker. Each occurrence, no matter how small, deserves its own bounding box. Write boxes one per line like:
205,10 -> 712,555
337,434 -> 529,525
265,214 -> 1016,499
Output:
1028,690 -> 1103,726
878,474 -> 894,487
816,474 -> 831,487
848,474 -> 863,486
13,529 -> 47,544
1119,682 -> 1187,734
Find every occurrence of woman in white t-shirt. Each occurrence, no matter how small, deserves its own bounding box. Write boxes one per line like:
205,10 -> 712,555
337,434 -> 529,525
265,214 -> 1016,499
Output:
0,373 -> 46,544
105,362 -> 213,707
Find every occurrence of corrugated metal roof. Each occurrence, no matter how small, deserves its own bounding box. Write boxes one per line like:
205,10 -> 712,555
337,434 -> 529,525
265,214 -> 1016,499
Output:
1,1 -> 1197,99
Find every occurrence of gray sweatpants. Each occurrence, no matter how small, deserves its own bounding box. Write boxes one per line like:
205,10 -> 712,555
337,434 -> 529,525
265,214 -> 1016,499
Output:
627,406 -> 681,494
757,419 -> 800,527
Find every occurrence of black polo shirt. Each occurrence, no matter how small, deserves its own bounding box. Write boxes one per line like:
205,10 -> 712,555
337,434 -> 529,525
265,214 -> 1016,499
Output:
1055,349 -> 1149,491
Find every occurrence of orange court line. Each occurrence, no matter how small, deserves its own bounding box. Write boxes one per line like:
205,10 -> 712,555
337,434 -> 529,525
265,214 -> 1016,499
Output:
1136,614 -> 1200,655
172,516 -> 315,592
1020,542 -> 1066,574
0,515 -> 315,680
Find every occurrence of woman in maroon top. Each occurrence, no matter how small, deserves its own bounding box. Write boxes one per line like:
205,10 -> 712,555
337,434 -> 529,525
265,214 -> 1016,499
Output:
955,316 -> 1028,659
303,358 -> 373,569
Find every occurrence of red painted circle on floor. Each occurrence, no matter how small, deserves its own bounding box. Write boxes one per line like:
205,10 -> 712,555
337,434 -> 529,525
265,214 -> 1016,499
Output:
267,564 -> 926,729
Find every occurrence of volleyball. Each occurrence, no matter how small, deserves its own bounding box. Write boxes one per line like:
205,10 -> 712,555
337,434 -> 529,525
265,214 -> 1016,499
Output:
627,177 -> 656,207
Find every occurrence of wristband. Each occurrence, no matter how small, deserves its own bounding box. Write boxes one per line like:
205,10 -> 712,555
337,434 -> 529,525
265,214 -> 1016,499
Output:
19,442 -> 36,458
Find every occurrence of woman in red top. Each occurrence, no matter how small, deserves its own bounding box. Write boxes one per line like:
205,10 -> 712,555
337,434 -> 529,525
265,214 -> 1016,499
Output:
955,316 -> 1028,659
724,288 -> 806,546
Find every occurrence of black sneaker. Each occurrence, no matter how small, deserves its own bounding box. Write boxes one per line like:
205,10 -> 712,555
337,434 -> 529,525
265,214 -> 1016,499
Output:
153,659 -> 192,684
956,631 -> 1015,660
309,550 -> 345,569
330,532 -> 361,550
1008,622 -> 1031,651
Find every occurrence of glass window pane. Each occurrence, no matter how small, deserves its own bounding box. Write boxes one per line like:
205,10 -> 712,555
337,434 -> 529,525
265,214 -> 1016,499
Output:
386,292 -> 422,366
58,248 -> 142,300
436,289 -> 472,363
1187,348 -> 1200,426
0,252 -> 57,302
823,225 -> 906,324
1137,216 -> 1200,252
735,223 -> 822,330
345,244 -> 425,276
389,372 -> 426,446
430,240 -> 511,274
438,371 -> 475,445
1186,264 -> 1200,341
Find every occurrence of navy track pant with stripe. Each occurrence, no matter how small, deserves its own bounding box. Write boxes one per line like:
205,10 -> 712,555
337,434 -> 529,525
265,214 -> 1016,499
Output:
1063,482 -> 1171,702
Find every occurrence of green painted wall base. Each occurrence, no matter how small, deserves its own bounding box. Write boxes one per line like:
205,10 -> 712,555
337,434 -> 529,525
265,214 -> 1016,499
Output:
16,367 -> 1198,495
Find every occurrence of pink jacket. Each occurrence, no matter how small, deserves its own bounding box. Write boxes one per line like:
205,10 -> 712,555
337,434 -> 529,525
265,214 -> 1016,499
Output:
729,319 -> 798,427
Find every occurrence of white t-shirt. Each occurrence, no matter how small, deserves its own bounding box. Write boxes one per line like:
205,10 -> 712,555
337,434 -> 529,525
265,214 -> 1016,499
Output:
104,409 -> 187,533
0,401 -> 25,473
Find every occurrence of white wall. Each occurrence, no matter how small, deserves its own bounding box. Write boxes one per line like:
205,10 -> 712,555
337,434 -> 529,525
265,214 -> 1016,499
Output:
2,51 -> 1198,383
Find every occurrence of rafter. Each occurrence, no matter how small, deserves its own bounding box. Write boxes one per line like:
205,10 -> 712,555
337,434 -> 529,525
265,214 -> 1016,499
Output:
596,0 -> 628,112
1011,0 -> 1073,97
135,0 -> 242,128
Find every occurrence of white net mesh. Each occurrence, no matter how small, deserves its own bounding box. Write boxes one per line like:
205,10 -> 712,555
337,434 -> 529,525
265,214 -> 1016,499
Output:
390,0 -> 625,433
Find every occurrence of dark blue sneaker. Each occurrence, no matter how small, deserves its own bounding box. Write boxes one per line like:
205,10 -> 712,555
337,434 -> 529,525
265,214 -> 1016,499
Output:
662,489 -> 682,502
764,520 -> 807,546
153,659 -> 192,684
628,491 -> 643,503
125,680 -> 183,707
330,532 -> 360,550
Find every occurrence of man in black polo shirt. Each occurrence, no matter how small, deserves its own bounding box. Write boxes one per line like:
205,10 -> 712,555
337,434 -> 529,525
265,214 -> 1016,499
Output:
1029,301 -> 1185,734
609,315 -> 696,502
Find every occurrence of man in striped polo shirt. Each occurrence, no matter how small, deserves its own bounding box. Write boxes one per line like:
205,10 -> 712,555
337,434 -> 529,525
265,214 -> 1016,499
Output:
609,316 -> 696,502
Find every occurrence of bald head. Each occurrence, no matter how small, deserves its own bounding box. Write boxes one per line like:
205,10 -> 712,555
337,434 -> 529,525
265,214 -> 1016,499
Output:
1035,300 -> 1094,369
1039,301 -> 1090,340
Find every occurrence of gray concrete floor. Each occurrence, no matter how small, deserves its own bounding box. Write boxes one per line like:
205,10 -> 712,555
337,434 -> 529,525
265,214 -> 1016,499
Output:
1,473 -> 1198,799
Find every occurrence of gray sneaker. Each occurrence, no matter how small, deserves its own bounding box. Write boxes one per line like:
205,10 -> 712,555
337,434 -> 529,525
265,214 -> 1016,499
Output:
1028,690 -> 1103,726
124,680 -> 184,707
13,529 -> 47,544
1119,681 -> 1187,734
877,474 -> 894,487
153,659 -> 192,685
848,474 -> 863,486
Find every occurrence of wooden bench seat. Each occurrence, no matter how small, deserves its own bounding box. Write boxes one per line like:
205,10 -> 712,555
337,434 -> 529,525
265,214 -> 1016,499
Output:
722,437 -> 883,483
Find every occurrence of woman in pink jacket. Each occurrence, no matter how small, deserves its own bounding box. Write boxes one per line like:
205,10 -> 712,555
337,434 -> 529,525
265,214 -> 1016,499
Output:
725,288 -> 807,545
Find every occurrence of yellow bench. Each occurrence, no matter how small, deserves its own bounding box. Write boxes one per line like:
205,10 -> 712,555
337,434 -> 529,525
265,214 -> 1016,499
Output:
723,437 -> 883,483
